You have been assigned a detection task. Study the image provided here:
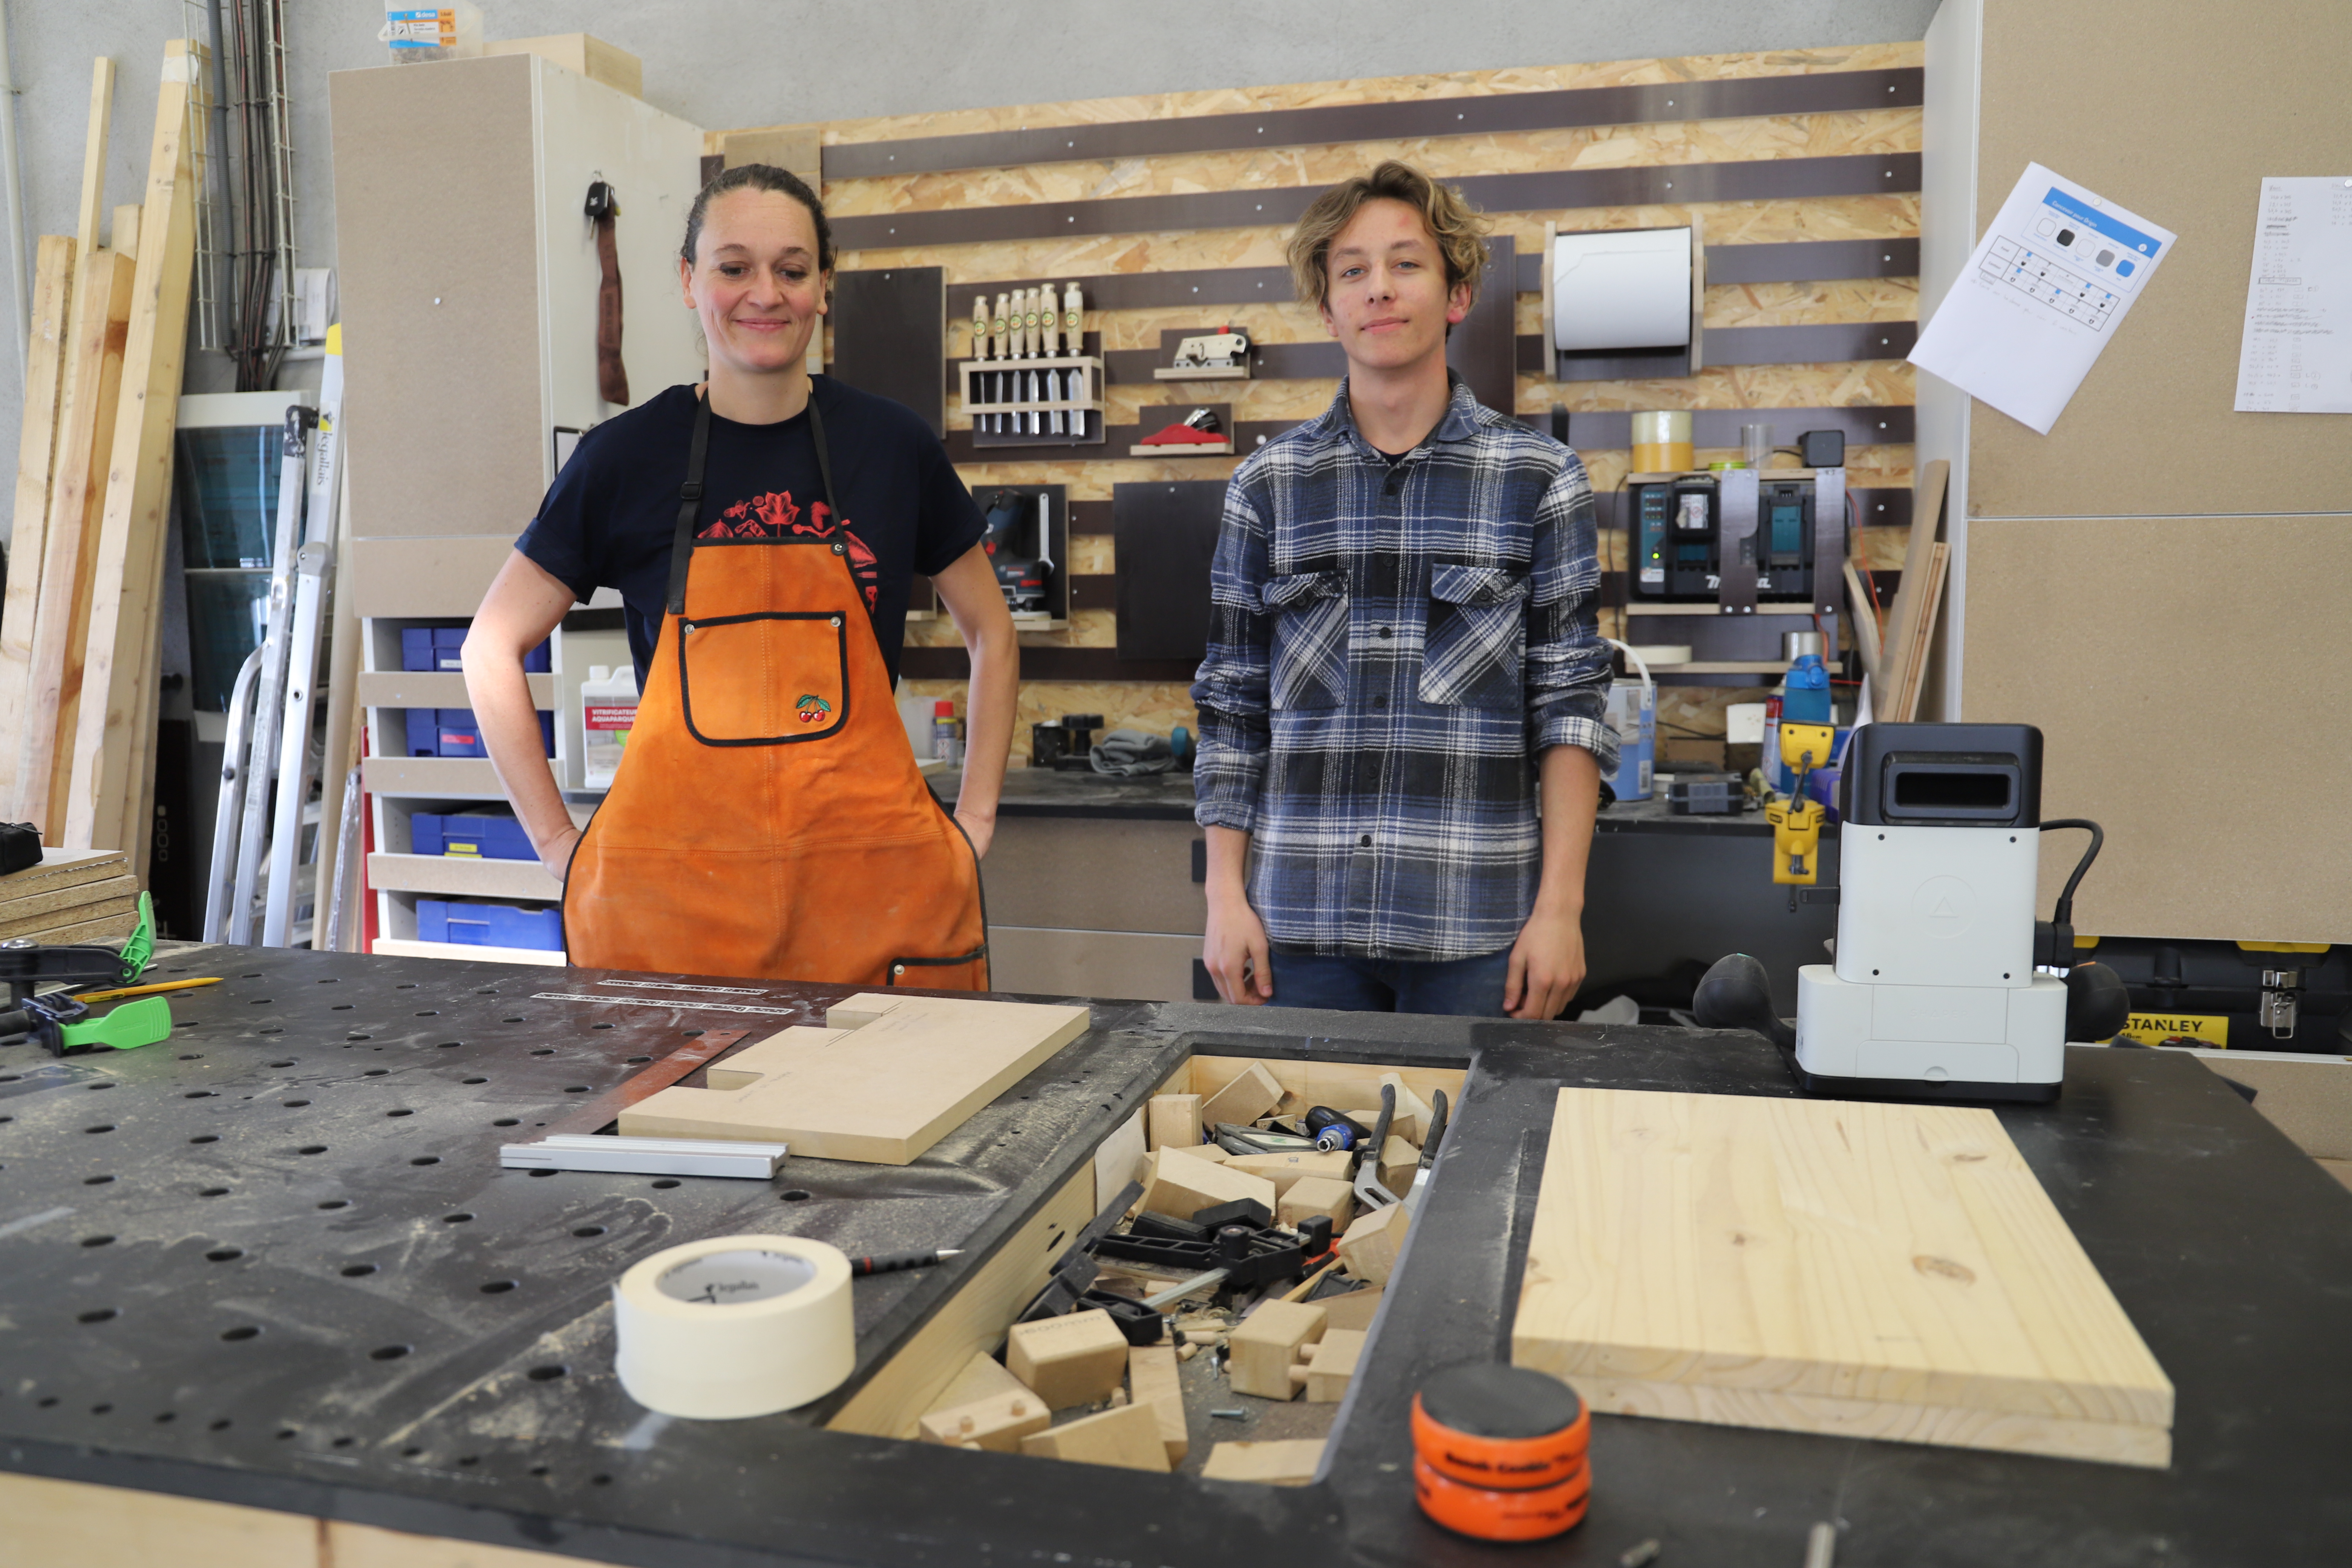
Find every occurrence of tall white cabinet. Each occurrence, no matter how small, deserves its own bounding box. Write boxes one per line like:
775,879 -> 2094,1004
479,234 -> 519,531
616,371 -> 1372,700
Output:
328,50 -> 706,963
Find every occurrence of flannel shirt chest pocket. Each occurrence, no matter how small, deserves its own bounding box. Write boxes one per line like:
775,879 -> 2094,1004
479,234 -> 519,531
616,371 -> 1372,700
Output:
1262,570 -> 1349,710
1418,563 -> 1528,710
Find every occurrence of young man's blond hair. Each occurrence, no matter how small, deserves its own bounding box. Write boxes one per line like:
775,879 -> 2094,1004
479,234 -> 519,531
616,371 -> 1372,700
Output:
1284,159 -> 1493,318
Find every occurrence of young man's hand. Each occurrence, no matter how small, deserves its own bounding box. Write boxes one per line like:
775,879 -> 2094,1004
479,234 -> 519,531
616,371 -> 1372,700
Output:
1203,891 -> 1274,1005
1200,826 -> 1272,1004
1504,902 -> 1585,1020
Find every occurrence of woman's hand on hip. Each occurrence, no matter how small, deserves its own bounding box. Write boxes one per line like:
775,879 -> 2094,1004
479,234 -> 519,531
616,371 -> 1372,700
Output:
539,826 -> 583,881
954,809 -> 994,860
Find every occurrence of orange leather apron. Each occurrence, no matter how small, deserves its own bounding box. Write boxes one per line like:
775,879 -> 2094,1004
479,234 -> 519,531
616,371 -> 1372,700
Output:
562,392 -> 988,988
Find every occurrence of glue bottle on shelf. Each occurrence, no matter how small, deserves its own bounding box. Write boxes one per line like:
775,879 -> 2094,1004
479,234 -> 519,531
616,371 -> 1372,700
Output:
580,665 -> 639,789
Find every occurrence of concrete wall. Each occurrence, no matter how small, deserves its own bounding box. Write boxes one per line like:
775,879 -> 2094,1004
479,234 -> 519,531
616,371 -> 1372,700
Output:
0,0 -> 1940,548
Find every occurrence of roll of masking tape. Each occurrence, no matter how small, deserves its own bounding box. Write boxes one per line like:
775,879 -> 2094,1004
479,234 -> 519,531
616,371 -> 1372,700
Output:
613,1235 -> 855,1418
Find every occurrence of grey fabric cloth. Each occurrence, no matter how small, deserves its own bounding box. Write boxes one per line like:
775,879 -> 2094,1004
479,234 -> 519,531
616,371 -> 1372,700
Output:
1090,729 -> 1175,777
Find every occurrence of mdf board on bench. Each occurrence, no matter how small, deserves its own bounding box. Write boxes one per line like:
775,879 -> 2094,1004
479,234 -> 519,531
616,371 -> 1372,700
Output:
618,994 -> 1090,1164
1512,1087 -> 2173,1467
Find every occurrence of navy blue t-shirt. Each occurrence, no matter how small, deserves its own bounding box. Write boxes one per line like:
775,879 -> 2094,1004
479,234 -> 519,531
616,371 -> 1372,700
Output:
515,377 -> 985,690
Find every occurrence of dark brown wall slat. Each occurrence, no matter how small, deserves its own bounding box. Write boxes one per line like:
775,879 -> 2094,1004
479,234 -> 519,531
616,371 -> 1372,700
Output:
824,68 -> 1923,180
1514,320 -> 1918,375
833,154 -> 1920,251
1070,500 -> 1114,535
1070,573 -> 1116,609
1559,406 -> 1915,450
1512,237 -> 1921,294
900,646 -> 1201,683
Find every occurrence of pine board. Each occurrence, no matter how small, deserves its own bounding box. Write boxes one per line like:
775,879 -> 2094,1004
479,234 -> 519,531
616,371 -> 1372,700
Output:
61,46 -> 197,850
618,994 -> 1090,1164
0,870 -> 138,925
0,236 -> 77,819
1511,1087 -> 2173,1467
0,848 -> 127,900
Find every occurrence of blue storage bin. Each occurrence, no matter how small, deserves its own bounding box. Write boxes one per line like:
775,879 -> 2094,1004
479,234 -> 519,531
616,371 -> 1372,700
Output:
412,810 -> 534,860
402,626 -> 548,672
416,897 -> 563,951
401,709 -> 551,758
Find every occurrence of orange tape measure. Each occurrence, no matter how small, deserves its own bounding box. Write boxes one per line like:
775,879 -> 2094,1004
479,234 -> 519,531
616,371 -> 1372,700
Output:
1411,1363 -> 1592,1542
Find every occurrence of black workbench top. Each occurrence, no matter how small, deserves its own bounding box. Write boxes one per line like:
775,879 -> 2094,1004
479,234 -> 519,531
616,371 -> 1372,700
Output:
4,945 -> 2347,1566
932,764 -> 1824,835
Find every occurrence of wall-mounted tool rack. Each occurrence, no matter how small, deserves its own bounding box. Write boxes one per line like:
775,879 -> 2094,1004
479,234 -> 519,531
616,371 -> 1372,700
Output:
957,355 -> 1107,450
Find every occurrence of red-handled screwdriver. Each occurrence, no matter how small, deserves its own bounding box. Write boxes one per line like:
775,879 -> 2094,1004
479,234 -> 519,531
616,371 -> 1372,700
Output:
849,1248 -> 963,1278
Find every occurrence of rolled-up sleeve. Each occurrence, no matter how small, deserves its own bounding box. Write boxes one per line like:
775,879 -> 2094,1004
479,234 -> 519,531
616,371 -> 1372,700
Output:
1190,473 -> 1275,831
1524,450 -> 1619,772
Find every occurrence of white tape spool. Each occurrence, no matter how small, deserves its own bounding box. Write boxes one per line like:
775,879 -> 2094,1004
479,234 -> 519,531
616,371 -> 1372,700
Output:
613,1234 -> 855,1418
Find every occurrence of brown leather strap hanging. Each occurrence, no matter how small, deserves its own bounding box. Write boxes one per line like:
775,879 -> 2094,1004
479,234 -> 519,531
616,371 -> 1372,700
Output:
586,180 -> 629,406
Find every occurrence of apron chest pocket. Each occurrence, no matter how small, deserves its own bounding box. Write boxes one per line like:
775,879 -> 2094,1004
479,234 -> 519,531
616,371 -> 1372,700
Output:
1262,570 -> 1349,710
678,611 -> 850,745
1418,564 -> 1528,710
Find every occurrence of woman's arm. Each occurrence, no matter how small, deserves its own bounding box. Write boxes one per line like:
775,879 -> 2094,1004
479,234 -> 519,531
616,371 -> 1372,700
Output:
928,542 -> 1018,858
460,551 -> 582,876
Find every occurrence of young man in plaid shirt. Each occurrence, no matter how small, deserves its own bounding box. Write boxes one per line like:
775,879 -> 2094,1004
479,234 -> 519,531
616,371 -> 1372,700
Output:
1191,161 -> 1617,1019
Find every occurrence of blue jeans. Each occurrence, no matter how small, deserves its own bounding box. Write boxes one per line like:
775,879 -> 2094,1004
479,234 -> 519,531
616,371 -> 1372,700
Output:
1265,946 -> 1513,1017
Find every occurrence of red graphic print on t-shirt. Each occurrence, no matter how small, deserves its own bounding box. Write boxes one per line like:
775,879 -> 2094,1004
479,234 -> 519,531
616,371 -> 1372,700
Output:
698,491 -> 879,612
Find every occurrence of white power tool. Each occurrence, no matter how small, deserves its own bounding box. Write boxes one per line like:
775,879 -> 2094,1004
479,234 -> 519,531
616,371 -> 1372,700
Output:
1697,723 -> 2127,1104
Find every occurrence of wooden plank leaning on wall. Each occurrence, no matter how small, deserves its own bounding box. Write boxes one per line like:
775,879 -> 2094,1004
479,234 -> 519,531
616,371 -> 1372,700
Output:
0,237 -> 78,820
63,41 -> 201,862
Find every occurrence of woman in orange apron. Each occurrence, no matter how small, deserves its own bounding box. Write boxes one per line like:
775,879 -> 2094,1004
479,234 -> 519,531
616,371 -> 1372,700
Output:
461,165 -> 1017,987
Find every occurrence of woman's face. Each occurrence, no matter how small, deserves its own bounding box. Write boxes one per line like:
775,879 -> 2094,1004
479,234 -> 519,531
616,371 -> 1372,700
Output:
679,188 -> 828,378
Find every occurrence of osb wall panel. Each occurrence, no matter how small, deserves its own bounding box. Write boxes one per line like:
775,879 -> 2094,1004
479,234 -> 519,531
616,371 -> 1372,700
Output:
718,44 -> 1923,738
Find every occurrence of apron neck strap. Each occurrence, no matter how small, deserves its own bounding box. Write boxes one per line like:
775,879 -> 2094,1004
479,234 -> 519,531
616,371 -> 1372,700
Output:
665,381 -> 840,617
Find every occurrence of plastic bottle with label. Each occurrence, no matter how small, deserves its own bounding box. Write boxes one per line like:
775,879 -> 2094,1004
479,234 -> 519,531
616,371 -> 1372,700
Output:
581,665 -> 639,789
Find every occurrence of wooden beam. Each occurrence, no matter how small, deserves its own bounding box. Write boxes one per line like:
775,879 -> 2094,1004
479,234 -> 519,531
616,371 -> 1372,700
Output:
75,59 -> 115,257
0,237 -> 77,819
110,204 -> 140,260
62,43 -> 198,851
27,250 -> 136,842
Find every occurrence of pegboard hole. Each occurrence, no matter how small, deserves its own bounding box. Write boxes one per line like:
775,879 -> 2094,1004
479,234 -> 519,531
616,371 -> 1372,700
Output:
268,1060 -> 294,1068
190,1135 -> 218,1144
257,1027 -> 282,1036
348,1035 -> 372,1041
492,1118 -> 520,1127
625,1055 -> 651,1064
402,1445 -> 424,1458
527,1364 -> 567,1381
80,1235 -> 114,1248
282,1099 -> 311,1108
83,1174 -> 115,1185
504,1017 -> 525,1024
436,1041 -> 462,1049
86,1081 -> 114,1091
317,1199 -> 350,1211
562,1085 -> 589,1094
332,1435 -> 355,1448
781,1190 -> 812,1202
210,1418 -> 231,1431
177,1053 -> 201,1061
276,1428 -> 296,1439
444,1213 -> 475,1224
199,1187 -> 229,1197
528,1464 -> 549,1476
249,998 -> 273,1006
386,1109 -> 414,1118
592,1023 -> 614,1031
370,1344 -> 411,1361
184,1090 -> 215,1099
221,1326 -> 260,1342
397,983 -> 416,989
463,1076 -> 488,1085
410,1156 -> 440,1167
333,1005 -> 353,1011
529,1048 -> 555,1057
341,1264 -> 377,1277
155,1411 -> 176,1424
36,1396 -> 57,1408
415,1011 -> 439,1017
77,1309 -> 117,1324
591,1473 -> 612,1486
205,1248 -> 243,1262
479,1280 -> 517,1294
650,1179 -> 680,1190
240,973 -> 262,979
457,1455 -> 479,1467
363,1068 -> 387,1076
91,1403 -> 113,1415
572,1225 -> 606,1238
299,1145 -> 328,1156
84,1124 -> 116,1135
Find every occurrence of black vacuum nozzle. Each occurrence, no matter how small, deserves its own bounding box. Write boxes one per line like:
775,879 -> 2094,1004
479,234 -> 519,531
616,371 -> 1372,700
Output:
1693,954 -> 1796,1053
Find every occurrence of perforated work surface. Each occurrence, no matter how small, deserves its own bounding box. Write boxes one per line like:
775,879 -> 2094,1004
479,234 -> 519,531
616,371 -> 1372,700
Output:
0,945 -> 1171,1537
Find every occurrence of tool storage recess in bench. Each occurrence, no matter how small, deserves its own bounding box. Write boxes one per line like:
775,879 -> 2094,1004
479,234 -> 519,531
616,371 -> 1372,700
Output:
1511,1087 -> 2174,1466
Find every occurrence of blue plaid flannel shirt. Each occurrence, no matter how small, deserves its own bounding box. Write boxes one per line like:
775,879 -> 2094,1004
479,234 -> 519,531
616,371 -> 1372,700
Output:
1190,375 -> 1617,961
